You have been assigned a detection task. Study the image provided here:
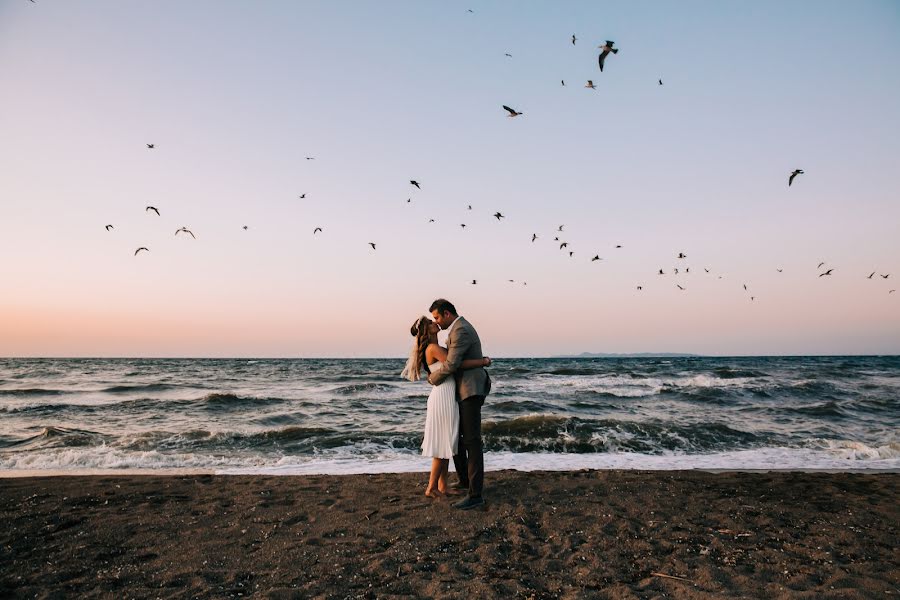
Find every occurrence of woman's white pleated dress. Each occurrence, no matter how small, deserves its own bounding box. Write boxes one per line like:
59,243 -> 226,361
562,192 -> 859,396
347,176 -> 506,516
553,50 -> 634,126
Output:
421,361 -> 459,459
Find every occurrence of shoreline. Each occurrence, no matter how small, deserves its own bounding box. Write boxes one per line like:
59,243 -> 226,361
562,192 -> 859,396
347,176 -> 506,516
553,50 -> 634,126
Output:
2,466 -> 900,479
2,470 -> 897,598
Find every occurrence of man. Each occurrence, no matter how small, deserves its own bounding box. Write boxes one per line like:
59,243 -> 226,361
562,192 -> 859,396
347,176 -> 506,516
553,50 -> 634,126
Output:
427,298 -> 491,509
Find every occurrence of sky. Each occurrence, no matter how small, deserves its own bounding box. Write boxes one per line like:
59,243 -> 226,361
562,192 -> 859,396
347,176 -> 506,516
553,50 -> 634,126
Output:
1,0 -> 899,358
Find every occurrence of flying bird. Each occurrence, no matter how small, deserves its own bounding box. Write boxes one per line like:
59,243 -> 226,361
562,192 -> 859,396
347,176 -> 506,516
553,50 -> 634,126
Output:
677,284 -> 685,291
636,286 -> 643,290
890,290 -> 896,294
704,268 -> 710,273
743,284 -> 748,291
471,280 -> 477,285
677,252 -> 686,259
428,219 -> 435,223
134,247 -> 148,256
777,269 -> 783,273
368,242 -> 376,250
146,206 -> 159,216
881,274 -> 891,279
572,35 -> 577,45
460,224 -> 467,229
493,212 -> 505,220
305,156 -> 315,160
819,269 -> 833,277
658,269 -> 665,275
789,169 -> 804,186
591,255 -> 601,261
569,252 -> 574,257
585,80 -> 596,89
175,227 -> 195,239
146,144 -> 154,149
817,262 -> 826,269
597,41 -> 618,72
559,242 -> 568,249
105,224 -> 113,231
658,79 -> 663,85
532,233 -> 537,242
468,205 -> 472,210
504,53 -> 512,58
410,180 -> 420,189
242,225 -> 248,230
503,105 -> 523,117
615,245 -> 622,249
558,225 -> 564,232
561,80 -> 565,86
867,271 -> 875,279
313,227 -> 322,234
299,194 -> 306,199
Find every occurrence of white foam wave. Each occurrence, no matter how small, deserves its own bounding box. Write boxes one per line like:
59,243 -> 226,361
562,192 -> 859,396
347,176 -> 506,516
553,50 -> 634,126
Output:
2,444 -> 898,476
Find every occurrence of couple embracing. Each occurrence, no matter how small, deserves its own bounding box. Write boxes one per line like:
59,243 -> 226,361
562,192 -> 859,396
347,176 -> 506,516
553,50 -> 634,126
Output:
401,299 -> 491,510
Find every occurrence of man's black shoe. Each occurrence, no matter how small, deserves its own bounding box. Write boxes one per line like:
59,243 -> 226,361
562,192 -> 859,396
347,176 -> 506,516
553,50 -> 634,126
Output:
453,481 -> 469,490
453,496 -> 485,510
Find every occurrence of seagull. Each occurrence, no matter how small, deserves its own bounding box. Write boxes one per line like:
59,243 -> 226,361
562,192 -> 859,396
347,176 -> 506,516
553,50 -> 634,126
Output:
242,225 -> 248,230
569,251 -> 574,257
146,144 -> 154,149
819,269 -> 833,277
777,269 -> 783,273
467,9 -> 473,13
881,274 -> 891,279
559,242 -> 568,249
561,80 -> 565,86
471,280 -> 477,285
597,40 -> 618,72
658,79 -> 663,85
554,237 -> 559,241
658,269 -> 665,275
146,206 -> 159,216
572,35 -> 577,45
410,180 -> 420,189
493,212 -> 505,221
428,219 -> 435,223
636,286 -> 643,290
615,245 -> 622,249
134,247 -> 148,256
313,227 -> 322,234
817,262 -> 826,269
751,296 -> 756,301
867,271 -> 875,279
468,205 -> 472,210
704,268 -> 710,273
674,268 -> 679,274
175,227 -> 195,239
460,224 -> 467,229
743,284 -> 748,291
789,169 -> 804,186
502,105 -> 523,117
504,53 -> 512,58
677,252 -> 686,259
558,225 -> 564,232
299,194 -> 306,199
677,284 -> 685,291
686,268 -> 690,273
890,290 -> 896,294
105,224 -> 114,231
585,80 -> 596,89
531,234 -> 538,242
591,255 -> 601,261
305,156 -> 315,160
368,242 -> 376,250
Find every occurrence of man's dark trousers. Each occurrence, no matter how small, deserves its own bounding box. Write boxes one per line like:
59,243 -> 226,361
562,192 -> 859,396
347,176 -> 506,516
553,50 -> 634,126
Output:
453,395 -> 485,497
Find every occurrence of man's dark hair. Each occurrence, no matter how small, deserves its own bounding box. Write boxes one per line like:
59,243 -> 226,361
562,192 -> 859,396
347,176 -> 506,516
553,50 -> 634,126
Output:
429,298 -> 457,316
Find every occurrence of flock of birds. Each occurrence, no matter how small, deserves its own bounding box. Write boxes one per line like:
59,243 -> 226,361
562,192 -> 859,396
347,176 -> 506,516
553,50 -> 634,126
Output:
97,11 -> 894,300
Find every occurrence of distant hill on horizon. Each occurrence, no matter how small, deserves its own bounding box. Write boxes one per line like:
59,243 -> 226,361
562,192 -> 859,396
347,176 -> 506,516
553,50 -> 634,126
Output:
552,352 -> 704,358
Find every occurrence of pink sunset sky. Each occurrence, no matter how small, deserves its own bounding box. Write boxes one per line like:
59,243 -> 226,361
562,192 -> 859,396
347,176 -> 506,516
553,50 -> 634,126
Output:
1,1 -> 898,357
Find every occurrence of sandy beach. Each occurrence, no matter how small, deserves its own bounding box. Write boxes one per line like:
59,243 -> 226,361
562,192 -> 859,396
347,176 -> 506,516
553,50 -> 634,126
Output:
1,470 -> 897,599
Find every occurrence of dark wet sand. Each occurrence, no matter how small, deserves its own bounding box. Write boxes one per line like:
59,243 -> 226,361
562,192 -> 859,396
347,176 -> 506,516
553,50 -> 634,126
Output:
1,470 -> 898,599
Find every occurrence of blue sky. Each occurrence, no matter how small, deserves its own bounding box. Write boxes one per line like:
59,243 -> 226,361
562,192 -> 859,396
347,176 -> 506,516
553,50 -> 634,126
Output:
1,1 -> 898,357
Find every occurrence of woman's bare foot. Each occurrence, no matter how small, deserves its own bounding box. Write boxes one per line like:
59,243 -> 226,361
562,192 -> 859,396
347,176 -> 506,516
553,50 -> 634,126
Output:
425,488 -> 445,498
437,486 -> 459,496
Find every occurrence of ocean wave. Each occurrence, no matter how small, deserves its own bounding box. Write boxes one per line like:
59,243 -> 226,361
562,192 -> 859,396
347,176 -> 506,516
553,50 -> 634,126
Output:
331,382 -> 400,395
101,383 -> 181,393
0,426 -> 112,451
0,388 -> 71,397
806,439 -> 900,460
481,415 -> 764,454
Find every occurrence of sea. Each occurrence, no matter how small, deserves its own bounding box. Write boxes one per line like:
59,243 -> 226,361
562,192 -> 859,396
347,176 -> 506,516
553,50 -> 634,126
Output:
1,356 -> 898,476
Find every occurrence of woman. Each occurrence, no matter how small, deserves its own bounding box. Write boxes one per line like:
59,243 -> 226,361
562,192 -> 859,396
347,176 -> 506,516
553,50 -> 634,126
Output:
402,315 -> 491,498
